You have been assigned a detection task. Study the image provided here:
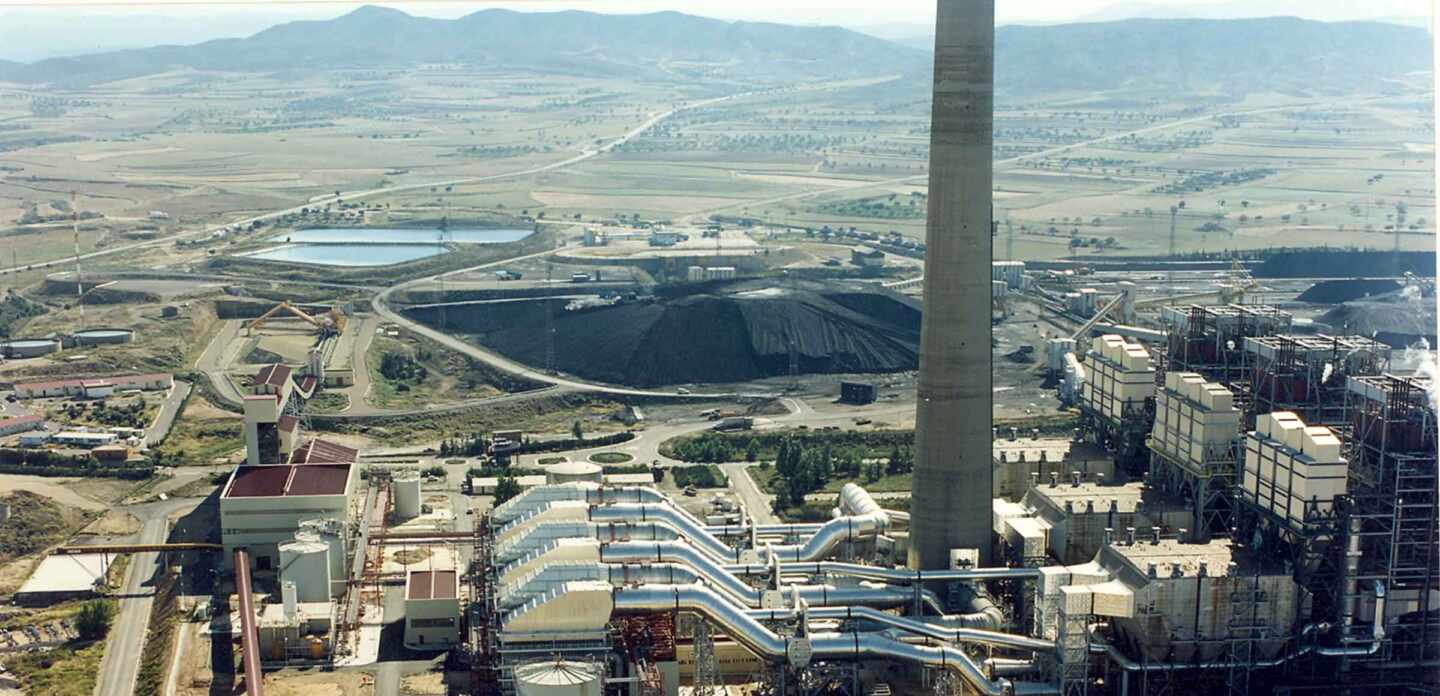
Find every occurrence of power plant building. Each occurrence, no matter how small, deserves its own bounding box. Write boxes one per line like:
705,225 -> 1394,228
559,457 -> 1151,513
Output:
404,569 -> 461,649
219,460 -> 357,570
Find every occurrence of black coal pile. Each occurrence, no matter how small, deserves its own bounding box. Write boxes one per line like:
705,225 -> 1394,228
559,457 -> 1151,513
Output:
1296,279 -> 1402,304
1318,286 -> 1437,348
413,279 -> 922,387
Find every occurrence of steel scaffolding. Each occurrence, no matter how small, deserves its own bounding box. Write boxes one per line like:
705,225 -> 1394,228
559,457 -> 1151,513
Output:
1161,304 -> 1292,391
1344,374 -> 1438,685
1241,334 -> 1391,428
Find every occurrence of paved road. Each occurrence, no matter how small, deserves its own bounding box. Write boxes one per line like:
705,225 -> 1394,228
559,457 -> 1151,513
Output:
145,380 -> 191,447
339,314 -> 379,414
722,463 -> 779,525
95,516 -> 168,696
193,319 -> 245,405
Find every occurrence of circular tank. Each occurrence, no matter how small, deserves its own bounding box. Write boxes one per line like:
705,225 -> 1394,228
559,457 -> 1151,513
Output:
393,471 -> 422,520
514,660 -> 603,696
545,460 -> 603,485
73,328 -> 135,346
278,538 -> 331,604
2,339 -> 60,358
299,518 -> 346,597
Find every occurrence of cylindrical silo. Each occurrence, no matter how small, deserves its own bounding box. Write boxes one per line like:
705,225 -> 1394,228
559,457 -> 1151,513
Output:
281,580 -> 299,620
278,538 -> 332,603
393,471 -> 422,520
299,518 -> 347,598
514,660 -> 603,696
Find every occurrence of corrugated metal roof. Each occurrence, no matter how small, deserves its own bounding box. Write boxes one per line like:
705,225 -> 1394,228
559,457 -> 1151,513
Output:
225,466 -> 293,498
224,462 -> 351,498
408,570 -> 457,600
289,438 -> 358,465
255,364 -> 293,389
286,465 -> 351,496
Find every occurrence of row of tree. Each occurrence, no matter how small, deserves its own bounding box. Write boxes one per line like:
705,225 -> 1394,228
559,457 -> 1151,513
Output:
768,439 -> 913,512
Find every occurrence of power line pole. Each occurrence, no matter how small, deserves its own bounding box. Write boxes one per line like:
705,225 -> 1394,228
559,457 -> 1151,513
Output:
437,198 -> 448,331
544,261 -> 556,375
1167,204 -> 1178,302
72,190 -> 85,329
1005,217 -> 1014,262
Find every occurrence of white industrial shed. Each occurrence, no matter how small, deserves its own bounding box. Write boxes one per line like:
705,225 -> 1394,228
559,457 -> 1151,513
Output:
16,553 -> 115,606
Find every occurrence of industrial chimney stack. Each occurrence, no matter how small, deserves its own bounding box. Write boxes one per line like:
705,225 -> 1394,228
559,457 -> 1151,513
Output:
908,0 -> 995,569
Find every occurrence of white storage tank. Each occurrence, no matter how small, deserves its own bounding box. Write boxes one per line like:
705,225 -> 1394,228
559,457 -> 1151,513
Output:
545,460 -> 603,485
394,471 -> 422,520
278,537 -> 332,603
514,660 -> 603,696
299,518 -> 347,597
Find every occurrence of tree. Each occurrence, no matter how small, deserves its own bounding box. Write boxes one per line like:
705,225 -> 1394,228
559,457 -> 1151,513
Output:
76,600 -> 113,640
493,475 -> 522,505
571,420 -> 584,440
744,439 -> 760,463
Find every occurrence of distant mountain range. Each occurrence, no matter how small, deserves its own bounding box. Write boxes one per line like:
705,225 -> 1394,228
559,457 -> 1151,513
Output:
0,6 -> 926,86
995,17 -> 1431,94
0,7 -> 1429,96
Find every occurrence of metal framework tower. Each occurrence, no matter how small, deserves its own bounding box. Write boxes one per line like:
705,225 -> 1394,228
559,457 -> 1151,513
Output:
1345,375 -> 1438,673
689,616 -> 722,696
1225,567 -> 1268,696
909,0 -> 996,569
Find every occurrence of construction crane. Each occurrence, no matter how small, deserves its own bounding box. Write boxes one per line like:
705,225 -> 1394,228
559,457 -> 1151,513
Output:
245,300 -> 346,337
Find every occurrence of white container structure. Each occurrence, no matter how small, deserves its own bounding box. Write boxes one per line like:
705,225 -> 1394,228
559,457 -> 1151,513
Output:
545,461 -> 603,485
298,518 -> 347,598
513,660 -> 603,696
394,471 -> 422,520
1151,372 -> 1243,476
404,569 -> 460,649
1240,411 -> 1347,530
1080,335 -> 1154,424
278,537 -> 332,604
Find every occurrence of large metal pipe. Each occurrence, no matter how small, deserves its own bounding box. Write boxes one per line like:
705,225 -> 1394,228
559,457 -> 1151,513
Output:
601,542 -> 925,611
731,562 -> 1040,583
910,0 -> 997,569
760,484 -> 889,562
492,483 -> 667,524
612,584 -> 1054,696
589,503 -> 742,562
233,549 -> 264,696
495,520 -> 685,563
747,605 -> 1054,652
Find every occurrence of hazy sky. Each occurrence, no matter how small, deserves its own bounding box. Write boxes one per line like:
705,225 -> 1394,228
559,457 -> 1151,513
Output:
0,0 -> 1431,61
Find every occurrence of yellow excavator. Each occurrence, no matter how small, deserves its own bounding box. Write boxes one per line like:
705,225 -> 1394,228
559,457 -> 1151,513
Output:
245,301 -> 346,337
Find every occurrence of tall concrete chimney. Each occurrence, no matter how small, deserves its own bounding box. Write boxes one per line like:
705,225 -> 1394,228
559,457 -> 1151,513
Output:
908,0 -> 995,570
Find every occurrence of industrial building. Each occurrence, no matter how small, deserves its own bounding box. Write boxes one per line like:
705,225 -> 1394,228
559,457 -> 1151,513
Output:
0,415 -> 44,437
850,247 -> 885,268
404,569 -> 461,649
838,381 -> 877,405
15,552 -> 115,605
992,434 -> 1112,501
13,372 -> 173,399
219,459 -> 357,570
